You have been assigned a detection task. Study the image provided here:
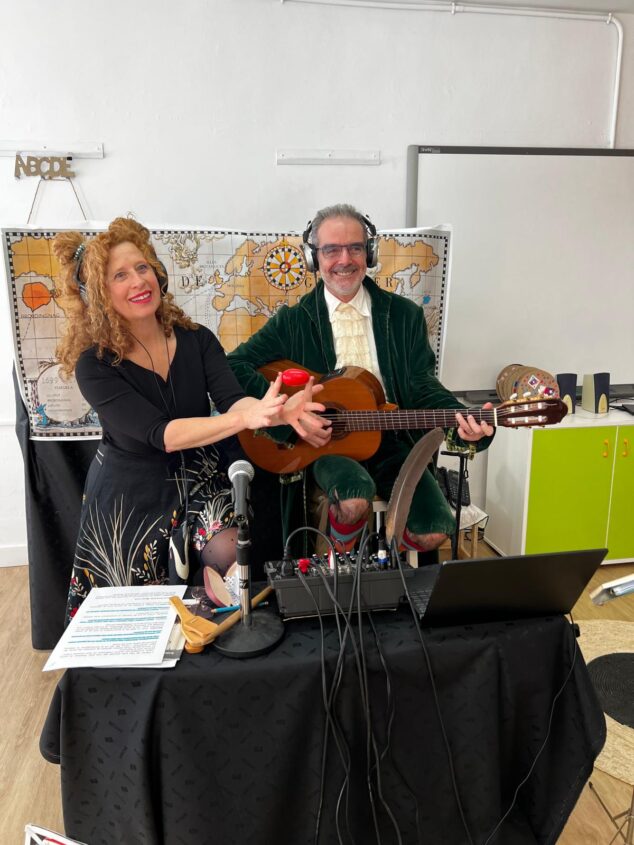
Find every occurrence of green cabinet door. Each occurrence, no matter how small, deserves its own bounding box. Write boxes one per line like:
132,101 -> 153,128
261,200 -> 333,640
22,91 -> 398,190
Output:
526,427 -> 613,554
606,426 -> 634,560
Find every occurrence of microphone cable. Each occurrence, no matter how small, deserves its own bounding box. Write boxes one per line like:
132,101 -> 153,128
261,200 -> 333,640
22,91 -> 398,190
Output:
286,525 -> 352,845
366,610 -> 423,845
393,538 -> 476,845
353,533 -> 403,845
129,329 -> 191,575
313,538 -> 366,844
285,525 -> 342,642
307,528 -> 383,844
296,563 -> 352,845
313,529 -> 401,845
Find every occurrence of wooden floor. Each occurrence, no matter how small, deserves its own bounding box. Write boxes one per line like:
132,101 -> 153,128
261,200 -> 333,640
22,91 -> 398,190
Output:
1,557 -> 632,843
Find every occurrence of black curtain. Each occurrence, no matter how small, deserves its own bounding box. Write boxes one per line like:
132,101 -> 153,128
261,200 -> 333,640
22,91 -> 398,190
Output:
14,369 -> 97,649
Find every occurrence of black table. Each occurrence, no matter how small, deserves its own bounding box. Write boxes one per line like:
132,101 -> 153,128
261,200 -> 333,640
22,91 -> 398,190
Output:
40,611 -> 605,845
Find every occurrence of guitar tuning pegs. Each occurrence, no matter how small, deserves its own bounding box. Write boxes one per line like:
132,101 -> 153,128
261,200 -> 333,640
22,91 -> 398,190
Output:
510,393 -> 518,401
523,391 -> 532,398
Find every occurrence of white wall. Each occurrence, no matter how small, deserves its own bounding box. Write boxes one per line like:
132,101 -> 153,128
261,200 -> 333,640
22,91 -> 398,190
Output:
1,0 -> 632,563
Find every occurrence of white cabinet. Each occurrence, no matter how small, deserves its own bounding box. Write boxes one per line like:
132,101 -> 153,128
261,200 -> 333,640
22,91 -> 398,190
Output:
485,409 -> 634,563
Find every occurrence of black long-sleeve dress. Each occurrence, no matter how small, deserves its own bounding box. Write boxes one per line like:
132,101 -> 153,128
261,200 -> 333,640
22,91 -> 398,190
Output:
66,324 -> 245,620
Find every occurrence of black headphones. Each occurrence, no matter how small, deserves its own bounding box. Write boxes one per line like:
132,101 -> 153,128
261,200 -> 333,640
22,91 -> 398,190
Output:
301,212 -> 379,273
74,242 -> 169,306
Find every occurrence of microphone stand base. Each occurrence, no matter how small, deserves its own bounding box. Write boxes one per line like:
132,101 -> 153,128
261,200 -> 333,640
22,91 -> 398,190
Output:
213,609 -> 284,659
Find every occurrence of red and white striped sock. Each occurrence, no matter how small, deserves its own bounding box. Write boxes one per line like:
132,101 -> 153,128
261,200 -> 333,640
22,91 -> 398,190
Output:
400,528 -> 426,553
328,511 -> 366,552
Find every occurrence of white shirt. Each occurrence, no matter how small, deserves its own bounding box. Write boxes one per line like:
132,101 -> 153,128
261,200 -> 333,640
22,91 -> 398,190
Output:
323,284 -> 385,389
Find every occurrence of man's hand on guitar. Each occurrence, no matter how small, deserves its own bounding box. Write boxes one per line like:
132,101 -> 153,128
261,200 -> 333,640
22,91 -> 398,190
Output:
455,402 -> 495,441
279,376 -> 332,448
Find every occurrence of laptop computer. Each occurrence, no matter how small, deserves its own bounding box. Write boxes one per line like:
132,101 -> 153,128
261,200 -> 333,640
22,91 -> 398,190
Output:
406,548 -> 608,624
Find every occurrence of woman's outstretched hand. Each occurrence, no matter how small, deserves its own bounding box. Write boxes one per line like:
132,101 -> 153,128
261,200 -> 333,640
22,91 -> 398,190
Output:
239,373 -> 289,430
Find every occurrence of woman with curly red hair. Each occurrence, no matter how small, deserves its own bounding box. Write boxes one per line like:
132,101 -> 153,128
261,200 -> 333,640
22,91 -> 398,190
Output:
54,217 -> 322,619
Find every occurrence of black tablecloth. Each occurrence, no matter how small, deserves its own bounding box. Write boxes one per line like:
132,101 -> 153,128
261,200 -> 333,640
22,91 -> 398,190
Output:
40,612 -> 605,845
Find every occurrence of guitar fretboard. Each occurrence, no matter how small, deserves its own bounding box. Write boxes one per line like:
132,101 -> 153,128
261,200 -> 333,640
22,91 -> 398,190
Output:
323,408 -> 495,432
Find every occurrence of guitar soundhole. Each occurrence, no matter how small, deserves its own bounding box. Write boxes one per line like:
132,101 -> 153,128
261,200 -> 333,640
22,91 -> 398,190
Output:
324,404 -> 347,441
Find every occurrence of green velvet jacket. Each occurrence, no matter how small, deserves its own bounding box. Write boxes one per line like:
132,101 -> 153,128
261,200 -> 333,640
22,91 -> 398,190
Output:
228,277 -> 491,451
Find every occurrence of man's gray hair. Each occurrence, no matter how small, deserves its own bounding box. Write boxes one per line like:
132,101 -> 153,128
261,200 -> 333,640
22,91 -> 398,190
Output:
309,204 -> 370,246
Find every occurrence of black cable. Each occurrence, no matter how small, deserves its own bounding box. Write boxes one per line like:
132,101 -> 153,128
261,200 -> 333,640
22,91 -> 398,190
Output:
311,533 -> 389,843
355,534 -> 402,845
367,611 -> 423,844
480,619 -> 580,845
129,330 -> 191,564
393,538 -> 476,845
284,525 -> 341,643
353,532 -> 383,845
296,568 -> 351,845
397,539 -> 583,845
284,526 -> 400,844
318,542 -> 357,845
314,530 -> 399,845
287,525 -> 351,845
314,548 -> 366,844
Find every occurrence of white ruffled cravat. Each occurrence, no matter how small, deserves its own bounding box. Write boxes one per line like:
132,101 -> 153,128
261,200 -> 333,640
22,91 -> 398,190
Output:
331,301 -> 374,372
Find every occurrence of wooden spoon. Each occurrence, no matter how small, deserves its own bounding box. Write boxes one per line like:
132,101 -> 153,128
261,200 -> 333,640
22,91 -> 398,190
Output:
171,585 -> 274,653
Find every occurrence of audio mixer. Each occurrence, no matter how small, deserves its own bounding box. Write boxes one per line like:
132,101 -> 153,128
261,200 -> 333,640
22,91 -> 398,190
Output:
265,552 -> 417,618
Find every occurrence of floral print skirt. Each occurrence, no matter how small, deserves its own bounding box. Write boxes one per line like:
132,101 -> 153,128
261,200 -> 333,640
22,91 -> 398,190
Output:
66,441 -> 234,622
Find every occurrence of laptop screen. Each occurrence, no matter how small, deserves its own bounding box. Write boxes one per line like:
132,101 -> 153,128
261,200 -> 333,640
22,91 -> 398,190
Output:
408,548 -> 607,624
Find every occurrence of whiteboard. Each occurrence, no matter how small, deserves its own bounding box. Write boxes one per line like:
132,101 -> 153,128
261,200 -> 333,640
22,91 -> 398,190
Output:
407,147 -> 634,393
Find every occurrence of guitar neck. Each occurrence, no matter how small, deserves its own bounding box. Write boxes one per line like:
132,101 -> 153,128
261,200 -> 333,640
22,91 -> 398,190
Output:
329,408 -> 494,431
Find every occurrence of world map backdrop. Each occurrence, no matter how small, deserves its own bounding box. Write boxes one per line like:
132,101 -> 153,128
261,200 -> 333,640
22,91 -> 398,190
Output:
3,226 -> 450,439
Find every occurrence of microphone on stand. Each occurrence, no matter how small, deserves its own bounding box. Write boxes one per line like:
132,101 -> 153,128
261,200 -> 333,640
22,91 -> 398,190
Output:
228,460 -> 254,521
214,459 -> 284,659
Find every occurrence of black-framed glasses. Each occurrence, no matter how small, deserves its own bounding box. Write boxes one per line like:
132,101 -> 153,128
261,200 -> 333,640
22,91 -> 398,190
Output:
316,242 -> 366,259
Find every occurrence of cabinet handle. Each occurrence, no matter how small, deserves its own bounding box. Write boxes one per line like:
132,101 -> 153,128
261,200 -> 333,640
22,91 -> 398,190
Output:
603,439 -> 609,458
624,438 -> 630,458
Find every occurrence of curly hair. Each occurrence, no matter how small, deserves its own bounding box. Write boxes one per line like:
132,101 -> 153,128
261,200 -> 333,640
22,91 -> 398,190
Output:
54,217 -> 197,376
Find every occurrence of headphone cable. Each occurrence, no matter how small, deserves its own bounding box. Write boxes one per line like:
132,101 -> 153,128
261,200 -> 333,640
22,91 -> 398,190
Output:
129,328 -> 190,565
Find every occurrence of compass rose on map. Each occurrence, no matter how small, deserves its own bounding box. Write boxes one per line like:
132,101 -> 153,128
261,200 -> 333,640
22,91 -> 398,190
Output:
263,241 -> 306,290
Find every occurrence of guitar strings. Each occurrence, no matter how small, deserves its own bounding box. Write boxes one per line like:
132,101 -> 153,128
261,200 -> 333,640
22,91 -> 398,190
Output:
316,406 -> 556,432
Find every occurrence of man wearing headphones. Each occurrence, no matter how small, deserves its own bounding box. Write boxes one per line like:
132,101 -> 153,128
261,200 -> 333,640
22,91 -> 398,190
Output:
228,204 -> 494,555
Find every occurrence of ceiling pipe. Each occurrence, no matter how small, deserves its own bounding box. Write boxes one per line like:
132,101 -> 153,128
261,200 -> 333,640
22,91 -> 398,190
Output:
280,0 -> 623,147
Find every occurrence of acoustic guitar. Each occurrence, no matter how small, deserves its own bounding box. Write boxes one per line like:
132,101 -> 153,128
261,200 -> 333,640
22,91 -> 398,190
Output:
237,360 -> 568,475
